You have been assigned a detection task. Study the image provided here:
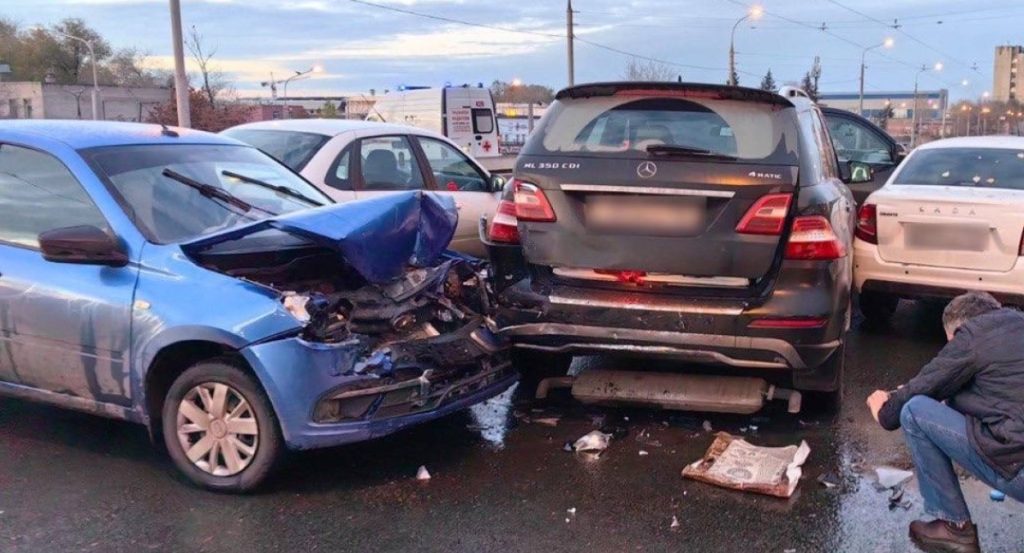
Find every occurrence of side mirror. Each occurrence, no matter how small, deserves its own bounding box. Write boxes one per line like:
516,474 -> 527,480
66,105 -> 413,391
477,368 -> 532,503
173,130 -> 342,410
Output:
840,161 -> 874,184
893,144 -> 908,162
489,174 -> 507,193
38,225 -> 129,267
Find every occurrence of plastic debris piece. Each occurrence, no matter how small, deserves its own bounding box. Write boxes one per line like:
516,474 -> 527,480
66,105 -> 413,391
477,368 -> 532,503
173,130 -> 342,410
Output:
670,515 -> 680,530
748,425 -> 759,432
533,417 -> 560,427
574,430 -> 612,453
875,466 -> 914,489
416,466 -> 431,481
639,450 -> 650,456
784,549 -> 797,553
991,490 -> 1006,502
702,420 -> 713,432
562,441 -> 574,452
888,486 -> 912,511
567,507 -> 576,515
817,473 -> 839,489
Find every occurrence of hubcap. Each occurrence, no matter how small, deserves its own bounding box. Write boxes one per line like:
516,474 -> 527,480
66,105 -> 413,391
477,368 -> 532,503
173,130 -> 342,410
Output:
176,382 -> 259,477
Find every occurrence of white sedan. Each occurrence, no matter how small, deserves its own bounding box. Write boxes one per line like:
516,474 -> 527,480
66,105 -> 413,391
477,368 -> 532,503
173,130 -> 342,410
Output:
222,120 -> 504,257
853,136 -> 1024,321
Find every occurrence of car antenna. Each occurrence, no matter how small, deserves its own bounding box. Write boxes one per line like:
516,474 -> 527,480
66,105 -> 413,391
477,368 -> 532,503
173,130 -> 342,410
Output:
160,123 -> 179,137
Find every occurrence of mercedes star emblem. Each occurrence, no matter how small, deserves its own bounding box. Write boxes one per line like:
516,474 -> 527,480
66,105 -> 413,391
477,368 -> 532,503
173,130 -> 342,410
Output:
637,161 -> 658,179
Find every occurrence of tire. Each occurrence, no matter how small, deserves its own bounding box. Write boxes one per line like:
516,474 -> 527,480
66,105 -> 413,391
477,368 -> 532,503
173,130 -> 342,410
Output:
511,349 -> 574,396
162,358 -> 284,493
859,291 -> 898,324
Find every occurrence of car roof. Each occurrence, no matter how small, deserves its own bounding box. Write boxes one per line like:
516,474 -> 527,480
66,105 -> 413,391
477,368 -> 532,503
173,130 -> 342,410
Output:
915,136 -> 1024,151
0,120 -> 242,149
555,81 -> 796,108
224,119 -> 441,138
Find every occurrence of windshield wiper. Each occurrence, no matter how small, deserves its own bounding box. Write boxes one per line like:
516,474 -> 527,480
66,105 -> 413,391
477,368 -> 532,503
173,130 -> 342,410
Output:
221,169 -> 324,207
161,168 -> 276,217
645,144 -> 738,161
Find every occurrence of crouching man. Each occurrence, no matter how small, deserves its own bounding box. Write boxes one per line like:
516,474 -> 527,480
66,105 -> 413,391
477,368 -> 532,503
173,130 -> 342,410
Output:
867,291 -> 1024,553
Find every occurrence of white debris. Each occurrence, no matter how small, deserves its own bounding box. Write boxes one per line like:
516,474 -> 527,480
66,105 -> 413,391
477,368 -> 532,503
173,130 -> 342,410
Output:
702,420 -> 713,432
639,450 -> 650,456
533,417 -> 561,427
875,466 -> 914,489
573,430 -> 612,453
670,515 -> 680,529
567,507 -> 576,515
624,416 -> 630,422
416,465 -> 431,481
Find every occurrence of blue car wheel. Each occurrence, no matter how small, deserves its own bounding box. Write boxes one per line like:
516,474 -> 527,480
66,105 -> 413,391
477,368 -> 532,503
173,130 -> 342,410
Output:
162,358 -> 284,492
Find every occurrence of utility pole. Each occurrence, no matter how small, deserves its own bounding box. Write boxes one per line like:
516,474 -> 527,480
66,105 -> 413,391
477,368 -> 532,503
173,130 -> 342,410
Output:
566,0 -> 575,87
169,0 -> 190,127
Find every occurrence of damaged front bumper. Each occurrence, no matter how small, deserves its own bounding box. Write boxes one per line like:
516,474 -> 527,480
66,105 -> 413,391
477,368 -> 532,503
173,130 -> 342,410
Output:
241,322 -> 515,450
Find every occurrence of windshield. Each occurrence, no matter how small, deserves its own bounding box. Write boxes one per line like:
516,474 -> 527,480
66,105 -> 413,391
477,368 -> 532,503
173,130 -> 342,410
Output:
83,144 -> 332,244
527,96 -> 799,164
894,147 -> 1024,189
220,129 -> 328,171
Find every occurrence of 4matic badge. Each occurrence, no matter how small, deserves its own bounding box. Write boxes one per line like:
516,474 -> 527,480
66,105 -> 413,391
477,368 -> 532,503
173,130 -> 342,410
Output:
748,170 -> 783,180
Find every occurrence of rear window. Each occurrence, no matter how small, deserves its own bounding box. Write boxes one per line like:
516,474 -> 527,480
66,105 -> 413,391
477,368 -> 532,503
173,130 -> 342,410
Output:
472,108 -> 494,134
222,129 -> 328,171
526,96 -> 799,164
894,147 -> 1024,189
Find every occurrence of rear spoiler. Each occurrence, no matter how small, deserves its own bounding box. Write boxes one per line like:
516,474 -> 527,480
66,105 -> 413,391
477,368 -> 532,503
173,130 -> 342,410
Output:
555,81 -> 794,107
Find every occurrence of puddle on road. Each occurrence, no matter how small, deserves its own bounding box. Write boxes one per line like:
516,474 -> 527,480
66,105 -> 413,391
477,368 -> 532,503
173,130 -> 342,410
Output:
467,383 -> 518,449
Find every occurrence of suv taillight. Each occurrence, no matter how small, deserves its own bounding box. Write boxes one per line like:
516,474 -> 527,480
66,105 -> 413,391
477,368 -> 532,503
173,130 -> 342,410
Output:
736,194 -> 793,235
513,180 -> 556,222
488,199 -> 520,244
786,216 -> 846,260
855,204 -> 878,244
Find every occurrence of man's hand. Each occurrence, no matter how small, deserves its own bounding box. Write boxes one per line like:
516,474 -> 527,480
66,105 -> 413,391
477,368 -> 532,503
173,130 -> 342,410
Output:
866,390 -> 890,423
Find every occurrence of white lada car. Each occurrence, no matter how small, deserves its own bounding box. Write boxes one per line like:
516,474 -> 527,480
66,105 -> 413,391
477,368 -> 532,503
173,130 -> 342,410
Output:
854,136 -> 1024,322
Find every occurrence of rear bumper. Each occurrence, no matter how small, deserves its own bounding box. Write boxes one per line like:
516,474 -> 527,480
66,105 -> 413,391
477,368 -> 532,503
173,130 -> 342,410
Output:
502,322 -> 840,370
854,240 -> 1024,305
493,263 -> 850,372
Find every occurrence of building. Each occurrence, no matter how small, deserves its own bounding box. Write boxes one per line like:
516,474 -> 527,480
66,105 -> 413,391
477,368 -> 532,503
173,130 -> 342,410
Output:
818,89 -> 949,144
993,45 -> 1023,103
236,95 -> 376,121
0,82 -> 169,121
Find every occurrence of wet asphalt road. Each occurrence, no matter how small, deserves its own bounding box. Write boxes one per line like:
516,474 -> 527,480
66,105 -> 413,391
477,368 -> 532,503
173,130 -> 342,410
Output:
1,302 -> 1023,553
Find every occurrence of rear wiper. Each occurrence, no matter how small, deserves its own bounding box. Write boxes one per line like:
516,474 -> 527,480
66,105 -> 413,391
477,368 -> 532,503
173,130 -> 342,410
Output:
221,169 -> 324,207
646,144 -> 737,160
161,168 -> 276,217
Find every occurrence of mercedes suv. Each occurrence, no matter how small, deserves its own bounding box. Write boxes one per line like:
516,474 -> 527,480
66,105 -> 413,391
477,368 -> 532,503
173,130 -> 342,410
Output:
483,82 -> 868,407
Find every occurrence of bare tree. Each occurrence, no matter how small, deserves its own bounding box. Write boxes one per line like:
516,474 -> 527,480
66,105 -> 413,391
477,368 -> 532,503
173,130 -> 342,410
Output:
622,58 -> 678,82
185,25 -> 226,105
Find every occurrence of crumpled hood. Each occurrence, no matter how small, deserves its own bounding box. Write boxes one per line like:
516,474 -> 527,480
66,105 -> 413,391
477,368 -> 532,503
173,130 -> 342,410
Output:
182,191 -> 458,284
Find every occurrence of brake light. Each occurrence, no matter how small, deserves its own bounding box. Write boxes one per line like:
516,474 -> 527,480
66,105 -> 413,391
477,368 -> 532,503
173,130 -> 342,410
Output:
749,317 -> 828,329
855,204 -> 878,244
488,199 -> 520,244
736,194 -> 793,235
513,180 -> 556,222
785,216 -> 846,260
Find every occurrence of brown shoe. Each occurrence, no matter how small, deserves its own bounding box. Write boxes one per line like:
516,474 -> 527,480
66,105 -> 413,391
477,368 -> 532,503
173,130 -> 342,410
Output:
909,519 -> 980,553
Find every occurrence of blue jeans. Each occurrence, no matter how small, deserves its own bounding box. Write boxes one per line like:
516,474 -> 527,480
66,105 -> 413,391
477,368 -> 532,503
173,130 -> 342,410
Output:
900,395 -> 1024,523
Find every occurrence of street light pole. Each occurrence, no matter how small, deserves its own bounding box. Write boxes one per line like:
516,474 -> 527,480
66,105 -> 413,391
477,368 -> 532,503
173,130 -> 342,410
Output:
50,29 -> 101,120
281,67 -> 318,119
728,5 -> 762,86
169,0 -> 190,127
911,62 -> 942,147
859,38 -> 893,116
566,0 -> 575,87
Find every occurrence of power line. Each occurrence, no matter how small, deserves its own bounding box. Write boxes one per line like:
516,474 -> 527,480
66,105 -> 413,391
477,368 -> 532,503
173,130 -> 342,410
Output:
344,0 -> 563,39
822,0 -> 981,75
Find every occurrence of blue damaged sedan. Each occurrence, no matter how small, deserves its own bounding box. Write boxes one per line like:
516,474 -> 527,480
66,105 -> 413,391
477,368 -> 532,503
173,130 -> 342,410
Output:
0,121 -> 514,492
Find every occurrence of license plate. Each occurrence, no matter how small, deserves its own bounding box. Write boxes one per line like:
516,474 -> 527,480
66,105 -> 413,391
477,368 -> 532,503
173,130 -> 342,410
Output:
585,195 -> 705,235
905,224 -> 988,251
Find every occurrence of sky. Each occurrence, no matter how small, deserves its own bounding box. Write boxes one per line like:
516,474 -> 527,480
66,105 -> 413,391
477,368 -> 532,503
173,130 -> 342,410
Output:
1,0 -> 1021,101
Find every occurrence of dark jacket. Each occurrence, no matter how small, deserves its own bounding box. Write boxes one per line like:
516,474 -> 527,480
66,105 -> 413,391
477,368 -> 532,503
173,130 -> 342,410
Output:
878,308 -> 1024,480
